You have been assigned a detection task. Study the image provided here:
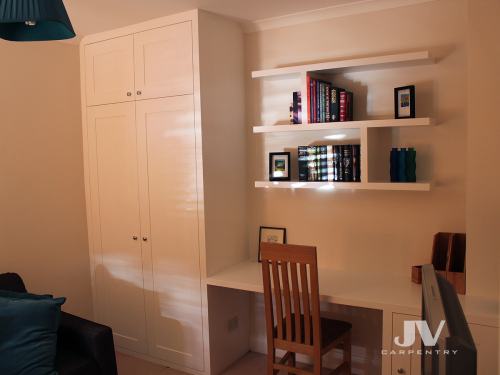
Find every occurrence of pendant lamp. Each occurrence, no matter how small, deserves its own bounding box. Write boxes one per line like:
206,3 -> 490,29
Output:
0,0 -> 75,41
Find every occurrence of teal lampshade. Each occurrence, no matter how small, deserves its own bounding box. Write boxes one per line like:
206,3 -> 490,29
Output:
0,0 -> 75,41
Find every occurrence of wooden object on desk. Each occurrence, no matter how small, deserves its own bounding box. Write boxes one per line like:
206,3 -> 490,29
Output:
412,232 -> 466,294
260,243 -> 352,375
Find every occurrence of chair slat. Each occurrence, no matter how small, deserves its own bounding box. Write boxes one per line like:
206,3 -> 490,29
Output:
300,263 -> 312,345
271,261 -> 284,340
309,262 -> 322,348
280,261 -> 293,341
289,262 -> 302,343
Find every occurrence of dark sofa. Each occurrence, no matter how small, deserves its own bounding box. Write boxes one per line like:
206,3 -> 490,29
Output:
0,273 -> 118,375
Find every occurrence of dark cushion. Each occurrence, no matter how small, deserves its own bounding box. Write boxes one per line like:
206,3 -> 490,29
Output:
0,273 -> 27,293
0,290 -> 66,375
55,346 -> 100,375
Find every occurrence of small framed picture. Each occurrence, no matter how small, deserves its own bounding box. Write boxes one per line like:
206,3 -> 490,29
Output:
258,226 -> 287,262
394,85 -> 415,119
269,152 -> 291,181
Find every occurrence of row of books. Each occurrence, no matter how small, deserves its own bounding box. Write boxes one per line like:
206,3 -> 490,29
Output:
307,77 -> 353,123
390,148 -> 417,182
298,144 -> 361,182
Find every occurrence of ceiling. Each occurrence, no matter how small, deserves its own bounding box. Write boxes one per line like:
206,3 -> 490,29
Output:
63,0 -> 361,37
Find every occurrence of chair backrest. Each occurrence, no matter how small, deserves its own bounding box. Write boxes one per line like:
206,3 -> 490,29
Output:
260,243 -> 321,351
0,273 -> 27,293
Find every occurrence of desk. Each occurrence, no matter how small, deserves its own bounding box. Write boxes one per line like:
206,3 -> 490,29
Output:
206,260 -> 499,374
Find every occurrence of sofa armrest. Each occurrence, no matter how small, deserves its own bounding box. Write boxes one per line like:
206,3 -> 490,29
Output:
58,312 -> 118,375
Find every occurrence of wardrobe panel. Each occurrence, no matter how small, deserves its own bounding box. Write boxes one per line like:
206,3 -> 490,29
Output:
87,103 -> 148,353
136,96 -> 204,371
134,21 -> 194,100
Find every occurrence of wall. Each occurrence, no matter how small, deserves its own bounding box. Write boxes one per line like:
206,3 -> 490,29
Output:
0,41 -> 92,318
245,0 -> 470,373
466,0 -> 500,301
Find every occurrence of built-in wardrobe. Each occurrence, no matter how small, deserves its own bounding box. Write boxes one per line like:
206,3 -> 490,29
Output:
79,10 -> 247,374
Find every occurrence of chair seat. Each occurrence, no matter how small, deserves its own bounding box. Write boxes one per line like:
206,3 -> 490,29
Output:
275,314 -> 352,350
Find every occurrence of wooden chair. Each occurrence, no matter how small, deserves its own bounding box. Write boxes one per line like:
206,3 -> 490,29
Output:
260,243 -> 352,375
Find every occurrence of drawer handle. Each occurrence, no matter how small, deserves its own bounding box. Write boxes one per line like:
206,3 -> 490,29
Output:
137,90 -> 142,95
397,368 -> 405,374
127,92 -> 132,97
132,236 -> 138,241
142,236 -> 148,242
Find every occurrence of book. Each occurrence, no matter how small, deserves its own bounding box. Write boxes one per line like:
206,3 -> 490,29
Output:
316,146 -> 323,180
327,145 -> 334,181
307,146 -> 318,181
292,91 -> 302,124
352,145 -> 361,182
307,75 -> 311,123
343,145 -> 353,182
330,87 -> 344,122
339,91 -> 347,122
337,145 -> 344,181
298,146 -> 309,181
325,83 -> 331,122
346,91 -> 353,121
316,79 -> 320,123
332,145 -> 340,181
320,145 -> 328,181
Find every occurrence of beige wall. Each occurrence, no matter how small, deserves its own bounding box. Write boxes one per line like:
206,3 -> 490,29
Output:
246,0 -> 468,276
0,41 -> 92,318
466,0 -> 500,301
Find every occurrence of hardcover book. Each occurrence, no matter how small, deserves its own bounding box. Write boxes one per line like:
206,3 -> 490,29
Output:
298,146 -> 309,181
343,145 -> 353,182
307,146 -> 318,181
352,144 -> 361,182
339,91 -> 347,122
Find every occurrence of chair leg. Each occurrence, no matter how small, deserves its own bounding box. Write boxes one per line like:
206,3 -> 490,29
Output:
313,352 -> 322,375
343,332 -> 352,375
267,346 -> 276,375
289,352 -> 296,375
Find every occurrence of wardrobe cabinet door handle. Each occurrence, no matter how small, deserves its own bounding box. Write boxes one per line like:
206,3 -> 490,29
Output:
137,90 -> 142,95
397,368 -> 405,374
142,236 -> 148,242
127,92 -> 132,97
132,236 -> 138,241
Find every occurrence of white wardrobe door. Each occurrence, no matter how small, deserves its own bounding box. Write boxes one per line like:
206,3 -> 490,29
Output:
87,103 -> 148,354
136,96 -> 204,371
134,21 -> 194,100
85,35 -> 135,106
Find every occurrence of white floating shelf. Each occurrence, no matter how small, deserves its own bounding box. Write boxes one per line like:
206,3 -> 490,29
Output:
253,117 -> 433,134
255,181 -> 431,192
252,51 -> 433,78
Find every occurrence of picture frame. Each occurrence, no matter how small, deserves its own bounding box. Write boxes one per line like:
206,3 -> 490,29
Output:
258,226 -> 287,262
269,152 -> 291,181
394,85 -> 415,119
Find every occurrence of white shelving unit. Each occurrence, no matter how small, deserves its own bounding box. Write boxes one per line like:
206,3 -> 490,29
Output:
252,51 -> 435,192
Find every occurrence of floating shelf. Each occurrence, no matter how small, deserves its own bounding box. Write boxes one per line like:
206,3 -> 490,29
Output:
255,181 -> 431,192
252,51 -> 433,78
253,117 -> 433,134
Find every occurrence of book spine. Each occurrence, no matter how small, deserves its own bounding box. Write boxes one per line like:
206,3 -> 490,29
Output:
292,91 -> 298,124
390,148 -> 399,182
298,146 -> 309,181
327,145 -> 334,181
339,91 -> 347,122
332,145 -> 340,181
337,145 -> 344,181
398,148 -> 407,182
352,145 -> 361,182
307,146 -> 318,181
325,83 -> 331,122
320,145 -> 328,181
316,80 -> 320,123
316,146 -> 323,181
307,76 -> 311,123
343,145 -> 353,182
348,92 -> 354,121
319,82 -> 324,123
297,91 -> 302,124
312,79 -> 317,123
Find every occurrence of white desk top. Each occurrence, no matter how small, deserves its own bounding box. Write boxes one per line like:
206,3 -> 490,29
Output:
206,260 -> 499,327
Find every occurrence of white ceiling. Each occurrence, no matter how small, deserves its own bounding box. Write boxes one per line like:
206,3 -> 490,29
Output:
63,0 -> 361,37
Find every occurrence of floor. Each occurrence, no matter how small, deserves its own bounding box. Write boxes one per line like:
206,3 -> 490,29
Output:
116,351 -> 266,375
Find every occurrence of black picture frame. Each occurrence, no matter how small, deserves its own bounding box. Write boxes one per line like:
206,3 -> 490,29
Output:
394,85 -> 415,119
258,226 -> 287,262
269,152 -> 291,181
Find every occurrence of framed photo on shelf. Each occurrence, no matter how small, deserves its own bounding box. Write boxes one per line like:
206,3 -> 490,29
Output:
269,152 -> 291,181
258,226 -> 287,262
394,85 -> 415,119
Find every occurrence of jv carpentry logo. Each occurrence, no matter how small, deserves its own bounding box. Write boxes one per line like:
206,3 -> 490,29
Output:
381,320 -> 458,356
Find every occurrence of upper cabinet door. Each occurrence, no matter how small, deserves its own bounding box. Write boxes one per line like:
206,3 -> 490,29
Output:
85,36 -> 135,106
134,21 -> 194,100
